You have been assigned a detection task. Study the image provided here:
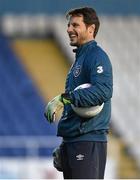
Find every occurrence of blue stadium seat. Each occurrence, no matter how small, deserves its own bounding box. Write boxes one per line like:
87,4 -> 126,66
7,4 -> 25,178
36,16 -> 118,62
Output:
0,33 -> 58,156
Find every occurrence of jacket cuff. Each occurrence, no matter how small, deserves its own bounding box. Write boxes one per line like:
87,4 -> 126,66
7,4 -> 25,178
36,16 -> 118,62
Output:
61,92 -> 73,104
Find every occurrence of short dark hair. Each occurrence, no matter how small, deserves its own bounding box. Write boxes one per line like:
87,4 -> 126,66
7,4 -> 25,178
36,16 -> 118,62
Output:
66,7 -> 100,38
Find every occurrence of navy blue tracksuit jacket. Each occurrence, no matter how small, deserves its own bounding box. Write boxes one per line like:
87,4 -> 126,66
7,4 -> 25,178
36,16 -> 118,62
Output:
57,40 -> 113,142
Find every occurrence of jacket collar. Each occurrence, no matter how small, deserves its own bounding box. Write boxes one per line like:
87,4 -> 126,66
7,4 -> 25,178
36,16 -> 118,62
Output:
74,40 -> 97,57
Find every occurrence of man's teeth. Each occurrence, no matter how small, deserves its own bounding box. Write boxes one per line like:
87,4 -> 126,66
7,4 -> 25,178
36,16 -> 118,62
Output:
70,35 -> 76,38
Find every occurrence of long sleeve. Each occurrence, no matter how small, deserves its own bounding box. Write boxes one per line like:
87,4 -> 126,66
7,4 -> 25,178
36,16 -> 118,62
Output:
69,49 -> 113,107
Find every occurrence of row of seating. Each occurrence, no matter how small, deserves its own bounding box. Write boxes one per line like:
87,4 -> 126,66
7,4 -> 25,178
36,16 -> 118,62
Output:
0,33 -> 57,156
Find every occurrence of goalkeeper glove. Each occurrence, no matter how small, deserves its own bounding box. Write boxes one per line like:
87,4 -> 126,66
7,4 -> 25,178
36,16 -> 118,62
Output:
44,93 -> 71,123
53,145 -> 63,172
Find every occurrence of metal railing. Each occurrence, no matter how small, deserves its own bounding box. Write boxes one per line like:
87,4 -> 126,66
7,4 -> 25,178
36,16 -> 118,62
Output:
0,136 -> 61,156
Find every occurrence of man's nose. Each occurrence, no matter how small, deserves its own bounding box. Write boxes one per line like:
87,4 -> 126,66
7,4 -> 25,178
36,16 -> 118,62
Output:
67,25 -> 73,34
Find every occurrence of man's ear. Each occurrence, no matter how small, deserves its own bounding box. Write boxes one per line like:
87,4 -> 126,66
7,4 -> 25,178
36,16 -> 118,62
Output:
89,24 -> 95,34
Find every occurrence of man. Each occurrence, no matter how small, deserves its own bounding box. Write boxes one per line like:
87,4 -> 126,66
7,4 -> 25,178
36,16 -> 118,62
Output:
45,7 -> 113,179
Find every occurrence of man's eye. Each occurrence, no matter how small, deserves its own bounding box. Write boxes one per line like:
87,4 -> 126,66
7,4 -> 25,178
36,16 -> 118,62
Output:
73,23 -> 79,27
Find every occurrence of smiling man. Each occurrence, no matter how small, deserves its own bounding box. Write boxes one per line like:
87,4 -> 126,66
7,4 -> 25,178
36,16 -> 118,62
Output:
45,7 -> 113,179
67,10 -> 97,46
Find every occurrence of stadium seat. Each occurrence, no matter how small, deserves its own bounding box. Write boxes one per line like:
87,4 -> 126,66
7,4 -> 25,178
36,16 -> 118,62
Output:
0,33 -> 58,156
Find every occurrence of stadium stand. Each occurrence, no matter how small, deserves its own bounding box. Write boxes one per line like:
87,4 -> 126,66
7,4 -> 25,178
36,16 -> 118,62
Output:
0,33 -> 59,156
0,0 -> 140,178
12,39 -> 70,101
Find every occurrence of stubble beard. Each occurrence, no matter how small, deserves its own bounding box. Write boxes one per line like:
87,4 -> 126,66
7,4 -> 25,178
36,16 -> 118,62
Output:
70,41 -> 79,47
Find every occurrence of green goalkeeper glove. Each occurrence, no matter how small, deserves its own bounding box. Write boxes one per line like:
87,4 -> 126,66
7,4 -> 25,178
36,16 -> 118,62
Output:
44,94 -> 71,123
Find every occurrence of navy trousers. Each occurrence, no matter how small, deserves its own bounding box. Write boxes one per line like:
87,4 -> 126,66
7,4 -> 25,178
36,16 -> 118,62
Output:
60,141 -> 107,179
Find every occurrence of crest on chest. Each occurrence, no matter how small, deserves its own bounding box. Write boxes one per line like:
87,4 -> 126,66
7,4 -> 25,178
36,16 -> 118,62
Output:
73,65 -> 82,77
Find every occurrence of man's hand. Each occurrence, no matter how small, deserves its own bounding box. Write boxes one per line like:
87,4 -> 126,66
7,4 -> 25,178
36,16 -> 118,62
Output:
44,95 -> 63,123
53,146 -> 63,172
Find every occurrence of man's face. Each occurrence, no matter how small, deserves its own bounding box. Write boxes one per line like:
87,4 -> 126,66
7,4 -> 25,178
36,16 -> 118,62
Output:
67,15 -> 94,47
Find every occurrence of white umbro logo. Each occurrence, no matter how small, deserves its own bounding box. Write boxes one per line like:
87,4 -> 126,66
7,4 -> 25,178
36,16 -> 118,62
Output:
76,154 -> 85,161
